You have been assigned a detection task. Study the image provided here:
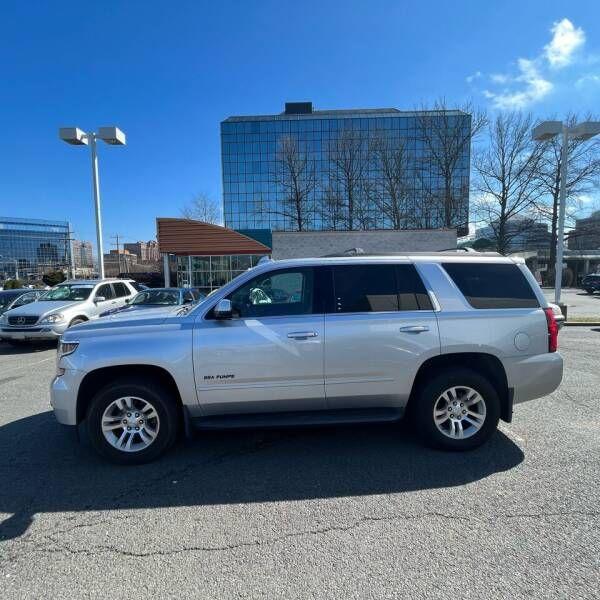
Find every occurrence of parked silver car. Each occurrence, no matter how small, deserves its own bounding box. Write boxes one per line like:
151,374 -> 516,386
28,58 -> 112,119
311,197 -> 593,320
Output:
51,255 -> 563,464
0,278 -> 139,344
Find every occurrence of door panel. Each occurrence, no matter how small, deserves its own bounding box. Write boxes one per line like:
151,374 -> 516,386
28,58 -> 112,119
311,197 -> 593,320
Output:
324,263 -> 440,410
325,311 -> 440,409
193,266 -> 326,416
194,315 -> 325,415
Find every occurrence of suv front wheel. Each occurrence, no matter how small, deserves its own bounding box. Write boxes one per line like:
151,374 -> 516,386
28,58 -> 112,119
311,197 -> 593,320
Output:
86,377 -> 180,464
414,368 -> 500,451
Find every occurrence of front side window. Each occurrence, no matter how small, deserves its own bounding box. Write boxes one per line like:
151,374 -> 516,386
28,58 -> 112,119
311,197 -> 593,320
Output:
227,268 -> 314,318
95,284 -> 114,301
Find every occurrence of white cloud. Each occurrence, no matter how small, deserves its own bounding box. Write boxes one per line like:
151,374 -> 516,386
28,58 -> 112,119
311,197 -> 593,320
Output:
466,71 -> 482,83
470,17 -> 589,110
575,73 -> 600,88
483,59 -> 553,110
544,18 -> 585,68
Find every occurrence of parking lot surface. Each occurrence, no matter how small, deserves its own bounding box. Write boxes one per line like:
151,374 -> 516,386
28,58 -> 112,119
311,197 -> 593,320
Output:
0,329 -> 599,599
542,287 -> 600,319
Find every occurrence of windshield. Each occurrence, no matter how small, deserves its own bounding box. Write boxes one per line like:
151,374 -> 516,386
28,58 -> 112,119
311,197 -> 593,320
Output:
44,285 -> 94,301
131,290 -> 180,305
0,292 -> 20,308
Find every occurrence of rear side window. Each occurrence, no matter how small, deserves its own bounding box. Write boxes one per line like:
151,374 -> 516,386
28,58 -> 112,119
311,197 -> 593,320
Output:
332,264 -> 433,313
442,263 -> 539,309
112,282 -> 130,298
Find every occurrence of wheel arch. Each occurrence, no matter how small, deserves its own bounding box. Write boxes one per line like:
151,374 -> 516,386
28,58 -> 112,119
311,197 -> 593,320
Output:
76,364 -> 184,425
408,352 -> 512,423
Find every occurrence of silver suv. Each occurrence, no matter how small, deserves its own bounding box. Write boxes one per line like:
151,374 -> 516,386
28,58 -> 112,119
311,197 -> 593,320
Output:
1,278 -> 139,344
51,255 -> 563,464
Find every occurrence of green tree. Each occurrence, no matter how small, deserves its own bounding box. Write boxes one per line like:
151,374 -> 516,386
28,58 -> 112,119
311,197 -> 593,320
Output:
3,279 -> 23,289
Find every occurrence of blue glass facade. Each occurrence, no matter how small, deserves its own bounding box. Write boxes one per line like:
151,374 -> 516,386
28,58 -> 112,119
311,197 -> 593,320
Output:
0,217 -> 71,280
221,105 -> 470,235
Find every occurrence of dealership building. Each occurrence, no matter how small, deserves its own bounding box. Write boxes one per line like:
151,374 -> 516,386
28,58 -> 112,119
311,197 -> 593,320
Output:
157,218 -> 455,294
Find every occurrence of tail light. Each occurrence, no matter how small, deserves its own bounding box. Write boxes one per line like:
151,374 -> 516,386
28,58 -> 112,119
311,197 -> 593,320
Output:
544,307 -> 559,353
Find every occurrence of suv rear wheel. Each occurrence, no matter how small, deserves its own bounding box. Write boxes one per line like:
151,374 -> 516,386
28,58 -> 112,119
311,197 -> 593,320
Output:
86,377 -> 180,465
414,368 -> 500,451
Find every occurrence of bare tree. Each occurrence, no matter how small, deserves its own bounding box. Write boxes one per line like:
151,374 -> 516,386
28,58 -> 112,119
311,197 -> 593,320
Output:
270,136 -> 316,231
473,112 -> 545,254
181,192 -> 222,225
327,130 -> 368,230
533,113 -> 600,282
416,99 -> 487,233
369,135 -> 411,229
319,184 -> 347,230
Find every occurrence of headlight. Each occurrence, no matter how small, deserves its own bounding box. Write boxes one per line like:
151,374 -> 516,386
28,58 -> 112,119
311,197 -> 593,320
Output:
58,340 -> 79,358
41,313 -> 64,324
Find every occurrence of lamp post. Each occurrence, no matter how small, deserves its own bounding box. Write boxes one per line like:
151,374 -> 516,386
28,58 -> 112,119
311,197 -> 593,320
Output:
532,120 -> 600,305
59,126 -> 126,279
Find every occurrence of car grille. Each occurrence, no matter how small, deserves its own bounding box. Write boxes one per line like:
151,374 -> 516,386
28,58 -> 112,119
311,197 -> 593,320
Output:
8,315 -> 39,326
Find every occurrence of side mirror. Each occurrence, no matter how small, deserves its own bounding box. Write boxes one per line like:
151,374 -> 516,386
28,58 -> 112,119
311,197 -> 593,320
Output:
94,295 -> 106,303
214,298 -> 232,319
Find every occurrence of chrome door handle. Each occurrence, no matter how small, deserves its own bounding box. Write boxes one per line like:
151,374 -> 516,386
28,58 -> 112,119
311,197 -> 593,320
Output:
287,331 -> 318,339
399,325 -> 429,333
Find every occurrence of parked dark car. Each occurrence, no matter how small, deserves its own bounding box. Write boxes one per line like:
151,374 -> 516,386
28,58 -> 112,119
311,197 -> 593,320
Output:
582,273 -> 600,294
0,289 -> 44,316
99,287 -> 205,317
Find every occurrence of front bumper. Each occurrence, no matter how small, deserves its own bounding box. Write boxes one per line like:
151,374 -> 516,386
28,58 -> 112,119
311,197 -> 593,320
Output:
1,322 -> 68,341
50,368 -> 85,425
505,352 -> 564,405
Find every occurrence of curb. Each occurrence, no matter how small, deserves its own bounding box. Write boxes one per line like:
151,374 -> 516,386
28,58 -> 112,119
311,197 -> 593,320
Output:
565,322 -> 600,327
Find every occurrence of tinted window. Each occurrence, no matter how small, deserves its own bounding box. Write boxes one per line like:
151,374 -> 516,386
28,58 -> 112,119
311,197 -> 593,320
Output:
396,265 -> 434,310
183,291 -> 194,303
442,263 -> 539,309
228,268 -> 314,318
113,282 -> 130,298
333,265 -> 398,312
96,284 -> 114,301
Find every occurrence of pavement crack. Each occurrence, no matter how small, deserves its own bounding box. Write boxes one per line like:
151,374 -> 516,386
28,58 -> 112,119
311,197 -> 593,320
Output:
6,508 -> 598,561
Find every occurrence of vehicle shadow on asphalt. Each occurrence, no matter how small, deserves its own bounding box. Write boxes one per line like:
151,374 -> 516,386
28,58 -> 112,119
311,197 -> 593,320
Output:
0,341 -> 57,355
0,411 -> 524,541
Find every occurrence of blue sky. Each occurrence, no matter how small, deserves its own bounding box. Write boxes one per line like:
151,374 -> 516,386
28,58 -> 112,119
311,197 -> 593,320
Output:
1,1 -> 599,246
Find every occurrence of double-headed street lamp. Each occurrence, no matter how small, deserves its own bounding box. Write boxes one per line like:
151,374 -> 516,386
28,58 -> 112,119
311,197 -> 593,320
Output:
532,120 -> 600,305
59,126 -> 126,279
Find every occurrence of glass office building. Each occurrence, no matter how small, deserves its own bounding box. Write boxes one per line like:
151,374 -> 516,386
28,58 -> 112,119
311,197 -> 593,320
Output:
221,102 -> 470,236
0,216 -> 72,280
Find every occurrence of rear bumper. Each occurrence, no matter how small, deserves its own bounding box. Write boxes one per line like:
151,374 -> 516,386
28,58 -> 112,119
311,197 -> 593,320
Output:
504,352 -> 563,405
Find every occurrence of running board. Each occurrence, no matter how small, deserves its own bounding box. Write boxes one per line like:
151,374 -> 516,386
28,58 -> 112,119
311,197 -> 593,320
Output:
190,407 -> 404,431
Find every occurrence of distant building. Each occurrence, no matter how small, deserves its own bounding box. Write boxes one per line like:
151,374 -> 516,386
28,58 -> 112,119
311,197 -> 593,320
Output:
72,240 -> 94,269
0,216 -> 71,280
123,240 -> 160,263
103,249 -> 138,277
221,102 -> 471,236
475,217 -> 551,253
568,210 -> 600,250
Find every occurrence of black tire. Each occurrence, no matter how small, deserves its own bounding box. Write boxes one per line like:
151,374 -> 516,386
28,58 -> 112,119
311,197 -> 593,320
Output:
413,368 -> 500,451
69,317 -> 87,327
86,377 -> 180,465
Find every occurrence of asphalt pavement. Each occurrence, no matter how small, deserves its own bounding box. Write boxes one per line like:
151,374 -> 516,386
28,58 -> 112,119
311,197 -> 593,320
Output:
0,330 -> 598,599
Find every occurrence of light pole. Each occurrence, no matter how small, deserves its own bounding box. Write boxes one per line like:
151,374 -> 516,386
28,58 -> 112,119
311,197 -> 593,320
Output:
59,126 -> 126,279
532,120 -> 600,305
